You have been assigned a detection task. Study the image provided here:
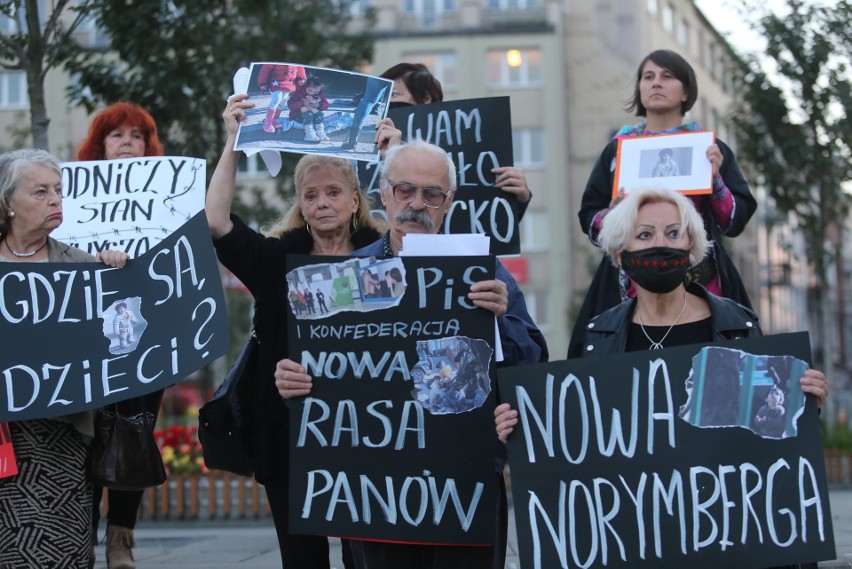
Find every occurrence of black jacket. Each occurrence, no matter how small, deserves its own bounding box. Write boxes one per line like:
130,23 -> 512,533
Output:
213,214 -> 382,485
579,282 -> 761,357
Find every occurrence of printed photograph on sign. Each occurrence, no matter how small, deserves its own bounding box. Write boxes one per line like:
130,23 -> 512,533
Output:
679,346 -> 808,439
410,336 -> 493,415
285,256 -> 406,318
233,63 -> 392,163
613,131 -> 714,197
646,146 -> 690,177
103,297 -> 148,354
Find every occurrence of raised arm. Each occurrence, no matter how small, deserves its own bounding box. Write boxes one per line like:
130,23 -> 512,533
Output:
206,94 -> 253,239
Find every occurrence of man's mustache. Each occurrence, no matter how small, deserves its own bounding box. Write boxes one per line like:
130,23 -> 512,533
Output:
395,208 -> 434,231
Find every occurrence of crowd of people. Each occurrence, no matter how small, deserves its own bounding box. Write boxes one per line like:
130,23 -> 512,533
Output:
0,51 -> 831,569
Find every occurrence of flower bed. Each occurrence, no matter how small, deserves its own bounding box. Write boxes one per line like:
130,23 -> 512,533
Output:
154,424 -> 207,475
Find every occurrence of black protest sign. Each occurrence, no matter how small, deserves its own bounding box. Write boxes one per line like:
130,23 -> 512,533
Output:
497,333 -> 835,569
357,97 -> 519,255
54,157 -> 206,257
287,254 -> 499,544
0,212 -> 229,421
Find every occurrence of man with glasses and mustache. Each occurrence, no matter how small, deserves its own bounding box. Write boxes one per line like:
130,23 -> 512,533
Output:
275,139 -> 548,569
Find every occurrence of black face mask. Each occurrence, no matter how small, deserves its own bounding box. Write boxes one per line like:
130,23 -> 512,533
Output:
620,247 -> 690,293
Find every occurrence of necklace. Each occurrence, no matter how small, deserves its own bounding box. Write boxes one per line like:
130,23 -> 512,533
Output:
4,238 -> 48,258
636,291 -> 688,350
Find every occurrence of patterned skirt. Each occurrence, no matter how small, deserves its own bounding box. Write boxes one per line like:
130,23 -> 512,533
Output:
0,419 -> 92,569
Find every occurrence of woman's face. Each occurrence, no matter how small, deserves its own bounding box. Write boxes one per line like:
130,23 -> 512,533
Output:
391,78 -> 425,105
622,201 -> 689,257
638,60 -> 688,117
103,124 -> 146,160
298,167 -> 359,235
7,164 -> 63,237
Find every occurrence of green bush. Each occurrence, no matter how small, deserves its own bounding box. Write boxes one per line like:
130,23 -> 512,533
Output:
822,424 -> 852,453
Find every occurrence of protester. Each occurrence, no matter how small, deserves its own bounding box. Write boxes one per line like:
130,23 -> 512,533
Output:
75,101 -> 166,569
496,187 -> 828,451
379,62 -> 533,219
275,139 -> 548,569
206,93 -> 387,568
568,49 -> 757,358
0,149 -> 129,569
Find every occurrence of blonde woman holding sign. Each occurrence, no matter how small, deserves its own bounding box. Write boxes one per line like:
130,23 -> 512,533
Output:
206,93 -> 386,568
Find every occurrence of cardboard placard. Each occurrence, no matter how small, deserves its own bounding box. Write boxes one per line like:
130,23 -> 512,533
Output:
497,333 -> 835,568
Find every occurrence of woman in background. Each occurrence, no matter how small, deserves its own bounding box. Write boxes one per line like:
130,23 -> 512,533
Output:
75,101 -> 166,569
379,62 -> 533,218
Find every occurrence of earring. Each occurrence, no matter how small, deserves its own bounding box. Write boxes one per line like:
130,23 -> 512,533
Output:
306,223 -> 313,237
8,211 -> 14,218
351,213 -> 359,232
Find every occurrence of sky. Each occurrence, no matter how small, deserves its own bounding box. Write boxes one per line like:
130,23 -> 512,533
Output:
693,0 -> 778,55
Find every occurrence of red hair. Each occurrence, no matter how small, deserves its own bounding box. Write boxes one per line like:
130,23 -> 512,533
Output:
74,102 -> 164,160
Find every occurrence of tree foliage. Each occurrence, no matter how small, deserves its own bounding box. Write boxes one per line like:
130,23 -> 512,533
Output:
0,0 -> 88,150
730,0 -> 851,279
66,0 -> 374,167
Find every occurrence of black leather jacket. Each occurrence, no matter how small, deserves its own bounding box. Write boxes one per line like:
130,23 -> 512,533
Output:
579,282 -> 761,357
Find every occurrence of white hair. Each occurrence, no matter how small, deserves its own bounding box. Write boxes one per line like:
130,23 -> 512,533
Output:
599,187 -> 709,267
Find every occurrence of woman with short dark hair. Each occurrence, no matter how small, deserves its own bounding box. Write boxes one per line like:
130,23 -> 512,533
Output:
569,49 -> 757,358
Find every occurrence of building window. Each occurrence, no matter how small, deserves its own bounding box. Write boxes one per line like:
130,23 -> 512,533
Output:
706,42 -> 717,78
512,128 -> 545,168
0,1 -> 45,34
678,18 -> 690,50
0,72 -> 28,109
520,211 -> 549,252
236,153 -> 266,179
77,16 -> 111,49
647,0 -> 659,16
663,3 -> 674,33
348,0 -> 372,16
401,52 -> 458,91
487,48 -> 541,88
522,289 -> 550,330
488,0 -> 541,9
402,0 -> 456,27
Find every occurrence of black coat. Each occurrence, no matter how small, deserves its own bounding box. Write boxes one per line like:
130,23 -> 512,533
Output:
213,214 -> 382,484
579,282 -> 761,357
568,137 -> 757,358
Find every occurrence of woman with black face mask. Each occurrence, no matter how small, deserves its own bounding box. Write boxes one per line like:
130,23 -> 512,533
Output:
495,188 -> 829,569
578,187 -> 760,354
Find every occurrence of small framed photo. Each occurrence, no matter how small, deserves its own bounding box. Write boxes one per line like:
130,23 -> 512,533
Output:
612,131 -> 715,197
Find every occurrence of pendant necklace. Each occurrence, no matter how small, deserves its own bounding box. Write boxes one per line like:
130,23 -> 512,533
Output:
637,291 -> 688,350
4,239 -> 48,258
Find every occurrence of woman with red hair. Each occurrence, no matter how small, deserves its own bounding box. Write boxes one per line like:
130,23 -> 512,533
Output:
75,101 -> 165,569
75,101 -> 164,161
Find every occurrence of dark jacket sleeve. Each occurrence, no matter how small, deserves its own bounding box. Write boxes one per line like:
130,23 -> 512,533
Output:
211,214 -> 279,297
715,139 -> 756,238
578,140 -> 618,243
495,261 -> 549,366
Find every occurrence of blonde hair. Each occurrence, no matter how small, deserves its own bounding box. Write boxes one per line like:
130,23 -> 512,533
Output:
262,154 -> 384,238
599,187 -> 708,267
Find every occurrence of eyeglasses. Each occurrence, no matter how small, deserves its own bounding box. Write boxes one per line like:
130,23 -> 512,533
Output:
385,179 -> 450,209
